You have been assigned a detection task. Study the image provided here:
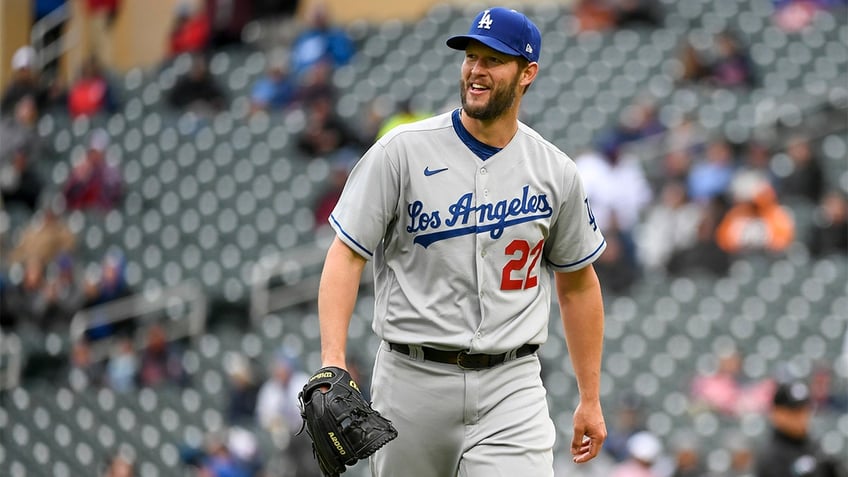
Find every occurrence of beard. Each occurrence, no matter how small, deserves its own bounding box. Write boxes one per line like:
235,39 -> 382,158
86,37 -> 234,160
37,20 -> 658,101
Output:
460,72 -> 521,121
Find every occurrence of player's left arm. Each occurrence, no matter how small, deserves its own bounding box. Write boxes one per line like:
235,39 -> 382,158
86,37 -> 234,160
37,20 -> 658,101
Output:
555,264 -> 606,464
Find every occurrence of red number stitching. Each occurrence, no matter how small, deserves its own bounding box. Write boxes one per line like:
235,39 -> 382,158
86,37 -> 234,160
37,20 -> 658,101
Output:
500,239 -> 544,290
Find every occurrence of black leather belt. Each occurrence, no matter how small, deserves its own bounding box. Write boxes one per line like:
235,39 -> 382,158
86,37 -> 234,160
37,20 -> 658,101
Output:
388,342 -> 539,370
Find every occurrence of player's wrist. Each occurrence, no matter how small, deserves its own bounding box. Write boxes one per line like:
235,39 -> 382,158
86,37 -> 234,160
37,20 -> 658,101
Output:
577,394 -> 602,405
320,352 -> 347,369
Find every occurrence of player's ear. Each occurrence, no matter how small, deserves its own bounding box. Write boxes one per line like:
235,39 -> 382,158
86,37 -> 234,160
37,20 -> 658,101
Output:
520,62 -> 539,90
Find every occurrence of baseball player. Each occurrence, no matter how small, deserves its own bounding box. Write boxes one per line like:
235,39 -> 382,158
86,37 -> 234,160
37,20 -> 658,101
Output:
316,7 -> 607,477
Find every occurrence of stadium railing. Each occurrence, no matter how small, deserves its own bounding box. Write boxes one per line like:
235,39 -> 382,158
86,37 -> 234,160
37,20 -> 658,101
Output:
0,330 -> 23,390
69,281 -> 208,362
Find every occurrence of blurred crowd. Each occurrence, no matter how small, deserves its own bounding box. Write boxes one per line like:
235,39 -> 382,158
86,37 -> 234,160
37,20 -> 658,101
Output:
581,350 -> 848,477
1,0 -> 847,477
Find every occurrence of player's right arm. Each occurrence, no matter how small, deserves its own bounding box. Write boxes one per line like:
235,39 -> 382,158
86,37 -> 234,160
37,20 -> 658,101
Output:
318,236 -> 368,369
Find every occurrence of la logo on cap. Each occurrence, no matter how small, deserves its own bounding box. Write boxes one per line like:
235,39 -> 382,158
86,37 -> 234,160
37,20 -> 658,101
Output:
477,9 -> 493,29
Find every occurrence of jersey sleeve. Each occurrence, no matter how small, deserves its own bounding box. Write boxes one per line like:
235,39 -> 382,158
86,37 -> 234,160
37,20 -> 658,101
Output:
328,141 -> 399,259
544,163 -> 606,272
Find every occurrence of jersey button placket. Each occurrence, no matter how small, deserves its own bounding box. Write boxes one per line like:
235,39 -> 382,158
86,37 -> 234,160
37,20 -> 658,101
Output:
475,165 -> 489,341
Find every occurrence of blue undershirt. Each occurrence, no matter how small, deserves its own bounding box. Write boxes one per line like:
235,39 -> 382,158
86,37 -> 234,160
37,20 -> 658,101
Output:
451,109 -> 502,161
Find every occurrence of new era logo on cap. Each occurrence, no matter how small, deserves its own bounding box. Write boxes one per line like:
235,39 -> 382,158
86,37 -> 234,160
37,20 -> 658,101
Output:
446,7 -> 542,63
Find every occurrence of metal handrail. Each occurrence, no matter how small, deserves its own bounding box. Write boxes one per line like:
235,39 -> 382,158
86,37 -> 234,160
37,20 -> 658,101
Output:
69,281 -> 207,362
0,330 -> 23,390
249,240 -> 373,324
30,3 -> 78,73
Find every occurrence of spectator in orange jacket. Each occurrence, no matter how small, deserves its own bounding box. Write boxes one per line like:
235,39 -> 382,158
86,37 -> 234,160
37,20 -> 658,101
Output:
716,172 -> 794,254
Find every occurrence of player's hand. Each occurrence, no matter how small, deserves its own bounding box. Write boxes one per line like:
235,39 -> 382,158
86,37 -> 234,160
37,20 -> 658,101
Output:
570,399 -> 606,464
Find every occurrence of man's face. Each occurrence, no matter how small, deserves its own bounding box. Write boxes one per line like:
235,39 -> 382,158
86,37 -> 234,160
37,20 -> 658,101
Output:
459,41 -> 524,121
771,406 -> 811,439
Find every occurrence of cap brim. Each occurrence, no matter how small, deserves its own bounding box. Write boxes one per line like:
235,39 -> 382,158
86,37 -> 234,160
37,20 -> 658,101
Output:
446,35 -> 524,59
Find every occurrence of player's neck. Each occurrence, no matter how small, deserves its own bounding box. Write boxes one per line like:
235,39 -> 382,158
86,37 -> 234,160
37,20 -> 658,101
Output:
459,108 -> 519,149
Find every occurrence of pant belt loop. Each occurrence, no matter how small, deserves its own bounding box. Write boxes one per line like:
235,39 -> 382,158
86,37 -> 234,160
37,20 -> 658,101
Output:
407,344 -> 424,361
505,348 -> 518,361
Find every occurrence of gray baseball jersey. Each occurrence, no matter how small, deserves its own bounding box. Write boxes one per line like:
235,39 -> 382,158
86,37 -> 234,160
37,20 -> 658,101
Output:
329,109 -> 605,354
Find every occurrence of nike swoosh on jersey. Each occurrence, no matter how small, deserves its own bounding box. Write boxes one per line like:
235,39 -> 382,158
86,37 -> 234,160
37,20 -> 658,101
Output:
424,166 -> 449,176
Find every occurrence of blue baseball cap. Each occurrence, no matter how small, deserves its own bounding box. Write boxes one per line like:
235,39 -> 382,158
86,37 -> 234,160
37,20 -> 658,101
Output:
446,7 -> 542,63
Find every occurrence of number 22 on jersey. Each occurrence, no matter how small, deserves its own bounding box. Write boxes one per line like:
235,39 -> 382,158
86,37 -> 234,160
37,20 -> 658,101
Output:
500,239 -> 544,290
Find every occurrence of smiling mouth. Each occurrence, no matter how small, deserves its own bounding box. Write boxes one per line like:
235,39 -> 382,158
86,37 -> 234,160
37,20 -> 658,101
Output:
468,83 -> 490,93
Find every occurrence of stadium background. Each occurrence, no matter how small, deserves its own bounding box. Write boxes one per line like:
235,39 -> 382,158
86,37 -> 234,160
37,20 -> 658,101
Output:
0,0 -> 846,476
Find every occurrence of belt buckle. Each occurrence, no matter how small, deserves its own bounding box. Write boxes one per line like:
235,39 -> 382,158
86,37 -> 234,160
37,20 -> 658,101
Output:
456,351 -> 489,370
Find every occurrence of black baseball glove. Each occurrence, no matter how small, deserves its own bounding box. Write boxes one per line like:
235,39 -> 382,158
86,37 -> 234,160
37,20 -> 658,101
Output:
298,366 -> 398,476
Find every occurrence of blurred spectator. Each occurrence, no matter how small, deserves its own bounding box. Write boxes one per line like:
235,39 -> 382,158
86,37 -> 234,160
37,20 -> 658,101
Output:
256,349 -> 308,439
205,0 -> 253,49
168,2 -> 211,58
80,0 -> 120,67
69,338 -> 103,389
667,197 -> 731,276
105,335 -> 138,393
250,0 -> 301,51
297,96 -> 366,168
138,323 -> 188,388
8,196 -> 76,266
611,431 -> 663,477
772,0 -> 835,32
808,191 -> 848,257
167,53 -> 227,116
690,349 -> 775,417
739,141 -> 777,184
84,248 -> 131,307
64,129 -> 123,211
616,97 -> 665,143
255,348 -> 315,475
687,138 -> 736,203
1,258 -> 49,329
41,254 -> 86,329
0,94 -> 43,211
604,394 -> 646,463
249,53 -> 295,113
293,59 -> 336,107
200,430 -> 257,477
777,135 -> 826,203
809,362 -> 848,413
227,427 -> 264,476
664,115 -> 707,160
576,139 -> 653,241
289,1 -> 355,80
707,32 -> 756,89
714,431 -> 755,477
67,56 -> 119,118
668,432 -> 707,477
313,163 -> 350,233
376,99 -> 432,140
83,250 -> 132,346
225,353 -> 260,426
1,45 -> 56,115
716,172 -> 795,255
636,181 -> 703,272
661,148 -> 694,186
573,0 -> 617,32
101,449 -> 136,477
613,0 -> 663,29
593,220 -> 640,294
676,40 -> 711,85
573,0 -> 662,32
755,380 -> 846,477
